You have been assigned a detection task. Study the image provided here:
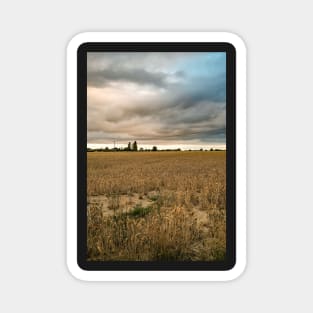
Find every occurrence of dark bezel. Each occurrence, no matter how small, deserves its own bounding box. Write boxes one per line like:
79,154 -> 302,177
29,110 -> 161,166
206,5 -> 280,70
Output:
77,42 -> 236,271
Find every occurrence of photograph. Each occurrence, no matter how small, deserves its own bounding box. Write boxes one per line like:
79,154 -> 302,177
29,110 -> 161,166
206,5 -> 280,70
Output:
86,51 -> 227,262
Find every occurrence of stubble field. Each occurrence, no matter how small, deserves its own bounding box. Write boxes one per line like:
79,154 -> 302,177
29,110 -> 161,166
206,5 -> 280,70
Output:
87,151 -> 226,261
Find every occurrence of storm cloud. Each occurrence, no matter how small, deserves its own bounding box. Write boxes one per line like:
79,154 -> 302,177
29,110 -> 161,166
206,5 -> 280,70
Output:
87,52 -> 226,149
89,68 -> 167,88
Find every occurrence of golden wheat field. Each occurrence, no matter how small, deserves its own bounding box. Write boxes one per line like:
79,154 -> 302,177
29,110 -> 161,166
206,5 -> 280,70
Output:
87,151 -> 226,261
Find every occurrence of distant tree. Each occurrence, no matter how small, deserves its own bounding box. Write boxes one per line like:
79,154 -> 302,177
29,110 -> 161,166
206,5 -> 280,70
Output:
200,148 -> 203,151
152,146 -> 157,151
128,142 -> 131,151
210,148 -> 214,151
140,147 -> 144,151
133,141 -> 138,151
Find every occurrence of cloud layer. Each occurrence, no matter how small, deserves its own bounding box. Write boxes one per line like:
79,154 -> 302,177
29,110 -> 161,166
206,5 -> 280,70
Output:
87,52 -> 226,149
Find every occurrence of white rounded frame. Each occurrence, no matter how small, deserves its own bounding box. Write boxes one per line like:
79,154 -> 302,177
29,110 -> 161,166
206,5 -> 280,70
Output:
67,32 -> 246,281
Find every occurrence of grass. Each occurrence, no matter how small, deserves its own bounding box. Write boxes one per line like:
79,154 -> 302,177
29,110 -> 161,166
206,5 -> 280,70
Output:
128,204 -> 153,218
87,205 -> 224,261
87,151 -> 226,261
148,194 -> 160,202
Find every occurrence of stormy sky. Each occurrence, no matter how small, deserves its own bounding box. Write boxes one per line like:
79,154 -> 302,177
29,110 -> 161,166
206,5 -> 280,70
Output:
87,52 -> 226,150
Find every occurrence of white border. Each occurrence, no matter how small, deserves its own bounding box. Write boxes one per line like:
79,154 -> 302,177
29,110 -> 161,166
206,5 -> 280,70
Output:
67,32 -> 246,281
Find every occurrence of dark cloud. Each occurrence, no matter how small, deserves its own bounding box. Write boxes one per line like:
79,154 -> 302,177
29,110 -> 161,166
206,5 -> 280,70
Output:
88,67 -> 177,88
87,52 -> 226,148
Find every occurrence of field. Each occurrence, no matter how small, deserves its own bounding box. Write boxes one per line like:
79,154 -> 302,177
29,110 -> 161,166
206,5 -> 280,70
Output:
87,151 -> 226,261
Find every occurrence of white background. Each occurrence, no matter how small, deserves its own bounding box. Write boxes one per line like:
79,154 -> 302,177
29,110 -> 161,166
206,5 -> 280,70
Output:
0,0 -> 312,312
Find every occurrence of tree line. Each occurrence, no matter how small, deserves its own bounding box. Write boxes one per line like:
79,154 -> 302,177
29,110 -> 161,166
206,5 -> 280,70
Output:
87,141 -> 224,152
87,141 -> 159,152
